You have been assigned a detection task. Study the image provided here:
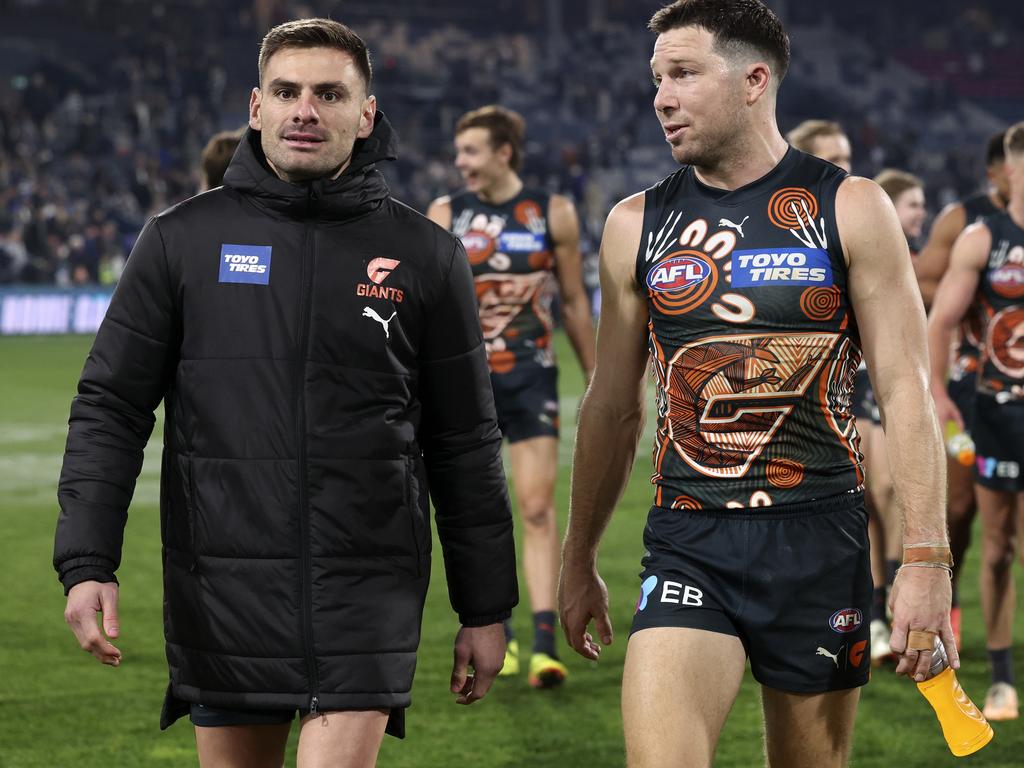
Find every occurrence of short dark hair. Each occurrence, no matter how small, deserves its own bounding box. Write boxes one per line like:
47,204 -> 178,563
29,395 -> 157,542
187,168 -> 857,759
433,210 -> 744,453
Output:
649,0 -> 790,86
259,18 -> 372,94
456,106 -> 527,172
200,127 -> 246,189
987,130 -> 1007,166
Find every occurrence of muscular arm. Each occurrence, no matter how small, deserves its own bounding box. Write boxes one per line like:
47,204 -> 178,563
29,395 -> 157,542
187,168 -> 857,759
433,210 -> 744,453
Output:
915,202 -> 966,308
926,224 -> 989,428
840,177 -> 957,676
842,177 -> 946,543
426,197 -> 453,230
559,194 -> 649,658
549,194 -> 596,379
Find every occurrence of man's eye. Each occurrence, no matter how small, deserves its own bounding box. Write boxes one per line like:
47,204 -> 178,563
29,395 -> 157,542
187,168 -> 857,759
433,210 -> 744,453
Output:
321,92 -> 339,103
276,89 -> 293,99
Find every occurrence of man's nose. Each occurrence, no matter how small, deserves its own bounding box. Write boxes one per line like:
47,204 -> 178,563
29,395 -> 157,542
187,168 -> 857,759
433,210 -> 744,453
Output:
293,92 -> 320,123
653,80 -> 676,116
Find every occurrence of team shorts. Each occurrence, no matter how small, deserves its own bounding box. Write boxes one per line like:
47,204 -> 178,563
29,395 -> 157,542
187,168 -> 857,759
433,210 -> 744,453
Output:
631,490 -> 872,693
972,394 -> 1024,493
491,366 -> 559,443
947,373 -> 978,435
852,368 -> 880,425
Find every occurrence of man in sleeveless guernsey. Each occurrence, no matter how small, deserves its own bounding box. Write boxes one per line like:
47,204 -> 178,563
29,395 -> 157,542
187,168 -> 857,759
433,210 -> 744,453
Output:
918,131 -> 1009,645
427,106 -> 596,688
559,3 -> 956,766
787,119 -> 903,667
928,123 -> 1024,722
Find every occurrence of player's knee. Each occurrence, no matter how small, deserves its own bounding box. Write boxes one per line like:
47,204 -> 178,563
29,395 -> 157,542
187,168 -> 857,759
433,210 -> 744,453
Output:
981,541 -> 1016,574
518,500 -> 555,531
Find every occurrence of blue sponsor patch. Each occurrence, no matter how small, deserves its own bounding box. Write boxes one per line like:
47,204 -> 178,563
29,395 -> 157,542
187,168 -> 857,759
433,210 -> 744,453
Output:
731,247 -> 832,287
219,244 -> 272,285
498,231 -> 546,253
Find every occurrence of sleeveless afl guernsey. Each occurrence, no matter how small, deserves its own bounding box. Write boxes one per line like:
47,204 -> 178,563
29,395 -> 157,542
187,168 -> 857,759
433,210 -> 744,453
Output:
952,193 -> 1002,382
449,189 -> 557,375
636,148 -> 863,510
976,211 -> 1024,400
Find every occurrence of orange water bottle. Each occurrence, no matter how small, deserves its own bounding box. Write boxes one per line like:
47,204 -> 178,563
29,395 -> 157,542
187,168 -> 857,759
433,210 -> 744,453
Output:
916,639 -> 994,756
945,431 -> 975,468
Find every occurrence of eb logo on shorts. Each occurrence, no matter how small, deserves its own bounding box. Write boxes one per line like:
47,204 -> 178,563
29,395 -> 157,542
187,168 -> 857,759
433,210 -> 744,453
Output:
635,574 -> 704,613
219,244 -> 272,285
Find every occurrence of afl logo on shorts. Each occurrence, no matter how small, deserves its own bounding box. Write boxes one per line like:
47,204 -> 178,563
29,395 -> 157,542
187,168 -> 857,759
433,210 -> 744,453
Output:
829,607 -> 863,633
646,254 -> 712,293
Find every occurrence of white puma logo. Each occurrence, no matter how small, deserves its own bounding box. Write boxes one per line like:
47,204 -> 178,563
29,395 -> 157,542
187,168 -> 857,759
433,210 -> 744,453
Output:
362,307 -> 397,339
816,646 -> 839,667
718,216 -> 749,237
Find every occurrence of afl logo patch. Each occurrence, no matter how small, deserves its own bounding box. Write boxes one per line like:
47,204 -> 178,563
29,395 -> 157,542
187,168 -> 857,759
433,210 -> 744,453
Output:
990,264 -> 1024,299
829,608 -> 863,633
646,255 -> 713,293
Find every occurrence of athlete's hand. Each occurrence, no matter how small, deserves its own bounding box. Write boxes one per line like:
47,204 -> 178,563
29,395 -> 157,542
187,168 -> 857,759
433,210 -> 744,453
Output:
450,623 -> 505,705
930,382 -> 964,431
558,561 -> 612,661
889,566 -> 958,682
64,580 -> 122,666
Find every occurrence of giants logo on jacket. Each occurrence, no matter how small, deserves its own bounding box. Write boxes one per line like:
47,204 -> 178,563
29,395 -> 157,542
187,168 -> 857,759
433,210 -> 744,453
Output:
356,257 -> 404,302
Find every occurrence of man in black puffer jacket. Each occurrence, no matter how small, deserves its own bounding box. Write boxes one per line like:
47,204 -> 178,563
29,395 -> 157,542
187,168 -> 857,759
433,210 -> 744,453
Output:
54,18 -> 517,767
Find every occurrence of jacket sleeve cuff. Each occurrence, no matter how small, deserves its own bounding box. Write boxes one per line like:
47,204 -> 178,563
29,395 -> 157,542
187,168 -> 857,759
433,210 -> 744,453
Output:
60,566 -> 118,596
459,611 -> 512,628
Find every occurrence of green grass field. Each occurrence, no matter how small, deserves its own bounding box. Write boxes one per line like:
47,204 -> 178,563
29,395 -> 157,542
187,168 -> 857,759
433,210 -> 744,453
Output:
1,332 -> 1021,767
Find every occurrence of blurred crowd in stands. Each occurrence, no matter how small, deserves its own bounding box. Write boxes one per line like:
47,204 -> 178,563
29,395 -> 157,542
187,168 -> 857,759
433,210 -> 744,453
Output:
1,0 -> 1022,285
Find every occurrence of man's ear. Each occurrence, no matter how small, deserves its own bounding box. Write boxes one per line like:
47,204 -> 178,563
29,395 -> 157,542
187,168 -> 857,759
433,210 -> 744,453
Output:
357,95 -> 377,139
249,87 -> 262,131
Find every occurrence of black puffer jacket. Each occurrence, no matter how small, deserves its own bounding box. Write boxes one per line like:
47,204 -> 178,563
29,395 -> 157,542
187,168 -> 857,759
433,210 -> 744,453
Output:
54,114 -> 517,736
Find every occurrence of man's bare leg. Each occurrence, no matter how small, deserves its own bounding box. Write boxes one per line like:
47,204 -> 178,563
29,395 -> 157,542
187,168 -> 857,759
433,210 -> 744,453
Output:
508,436 -> 561,614
762,687 -> 860,768
296,709 -> 389,768
977,485 -> 1018,650
623,627 -> 745,768
194,722 -> 291,768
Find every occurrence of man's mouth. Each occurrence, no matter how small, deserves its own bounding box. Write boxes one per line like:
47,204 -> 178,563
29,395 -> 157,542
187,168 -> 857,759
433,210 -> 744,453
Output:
283,133 -> 325,150
663,123 -> 688,142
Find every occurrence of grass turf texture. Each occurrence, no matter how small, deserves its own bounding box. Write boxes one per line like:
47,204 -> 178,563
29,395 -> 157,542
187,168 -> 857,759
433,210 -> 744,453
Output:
1,332 -> 1021,767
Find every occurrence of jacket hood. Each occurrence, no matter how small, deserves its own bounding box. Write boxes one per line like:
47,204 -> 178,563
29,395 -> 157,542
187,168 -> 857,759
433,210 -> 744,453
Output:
223,111 -> 398,220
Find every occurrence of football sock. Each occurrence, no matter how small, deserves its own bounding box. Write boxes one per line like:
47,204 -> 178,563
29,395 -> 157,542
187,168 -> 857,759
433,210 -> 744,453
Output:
533,611 -> 557,657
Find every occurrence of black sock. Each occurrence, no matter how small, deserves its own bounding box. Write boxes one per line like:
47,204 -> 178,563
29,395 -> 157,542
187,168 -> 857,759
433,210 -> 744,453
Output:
503,618 -> 514,643
871,586 -> 887,623
533,611 -> 557,657
885,559 -> 899,590
989,647 -> 1015,685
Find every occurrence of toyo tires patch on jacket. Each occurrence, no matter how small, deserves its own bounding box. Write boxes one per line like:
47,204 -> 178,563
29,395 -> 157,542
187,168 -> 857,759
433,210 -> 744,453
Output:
219,244 -> 272,284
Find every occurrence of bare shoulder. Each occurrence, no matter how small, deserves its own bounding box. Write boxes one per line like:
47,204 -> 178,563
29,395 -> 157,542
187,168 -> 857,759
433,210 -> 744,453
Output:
932,200 -> 967,232
835,175 -> 892,219
600,192 -> 646,282
425,196 -> 452,228
835,176 -> 904,266
952,220 -> 993,265
548,193 -> 580,240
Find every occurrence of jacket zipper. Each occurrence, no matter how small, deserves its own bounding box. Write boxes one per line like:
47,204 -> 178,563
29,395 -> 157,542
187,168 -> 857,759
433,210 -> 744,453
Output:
296,222 -> 320,713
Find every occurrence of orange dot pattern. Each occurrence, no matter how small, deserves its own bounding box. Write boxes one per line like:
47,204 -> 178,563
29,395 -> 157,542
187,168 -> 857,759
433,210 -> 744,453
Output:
768,187 -> 818,230
800,286 -> 841,321
766,459 -> 805,489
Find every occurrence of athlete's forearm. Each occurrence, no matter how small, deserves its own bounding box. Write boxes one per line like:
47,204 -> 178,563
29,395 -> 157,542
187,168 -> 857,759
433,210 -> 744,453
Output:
926,314 -> 957,390
563,388 -> 645,564
561,293 -> 596,376
878,379 -> 948,545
